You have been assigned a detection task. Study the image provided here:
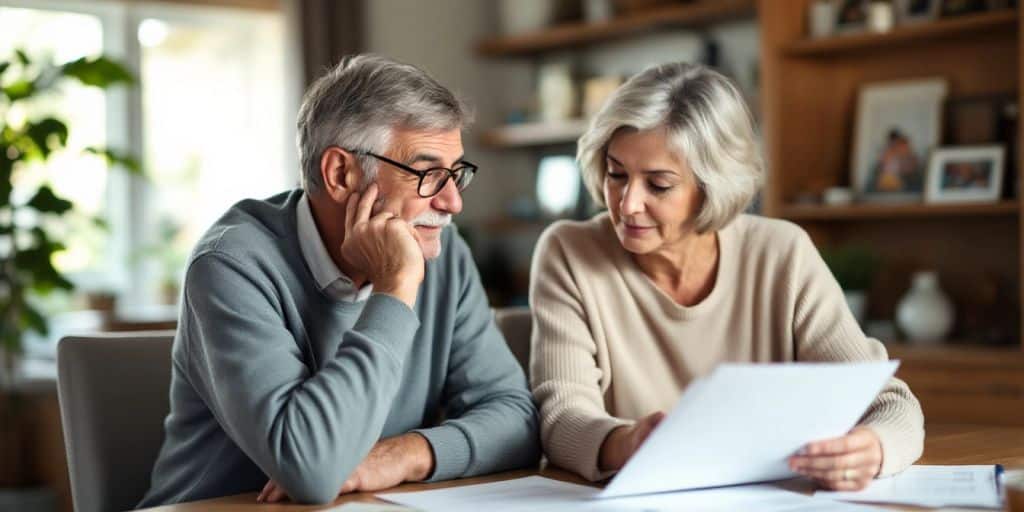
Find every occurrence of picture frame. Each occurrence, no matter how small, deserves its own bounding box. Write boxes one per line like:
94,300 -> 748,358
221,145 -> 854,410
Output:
925,145 -> 1005,203
851,78 -> 948,203
834,0 -> 869,33
894,0 -> 941,24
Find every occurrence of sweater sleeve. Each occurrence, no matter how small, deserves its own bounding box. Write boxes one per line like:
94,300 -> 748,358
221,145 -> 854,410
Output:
788,229 -> 924,476
529,227 -> 632,482
183,252 -> 420,504
412,232 -> 541,481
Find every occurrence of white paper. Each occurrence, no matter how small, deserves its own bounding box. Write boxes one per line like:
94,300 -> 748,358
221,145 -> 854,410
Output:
379,476 -> 885,512
599,361 -> 899,498
816,465 -> 1002,508
323,503 -> 414,512
324,503 -> 413,512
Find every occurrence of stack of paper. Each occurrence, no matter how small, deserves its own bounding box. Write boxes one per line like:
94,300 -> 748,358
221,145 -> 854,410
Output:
380,476 -> 885,512
816,465 -> 1003,509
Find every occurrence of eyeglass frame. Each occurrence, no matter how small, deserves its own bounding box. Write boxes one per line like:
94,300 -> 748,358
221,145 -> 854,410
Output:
343,148 -> 478,198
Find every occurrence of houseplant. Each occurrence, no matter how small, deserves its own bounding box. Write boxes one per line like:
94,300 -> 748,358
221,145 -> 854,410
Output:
822,245 -> 878,325
0,48 -> 138,488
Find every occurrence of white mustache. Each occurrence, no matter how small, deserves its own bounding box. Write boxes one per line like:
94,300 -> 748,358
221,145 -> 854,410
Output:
410,211 -> 451,228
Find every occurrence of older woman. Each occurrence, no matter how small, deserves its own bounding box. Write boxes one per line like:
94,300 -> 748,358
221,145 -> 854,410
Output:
529,62 -> 923,491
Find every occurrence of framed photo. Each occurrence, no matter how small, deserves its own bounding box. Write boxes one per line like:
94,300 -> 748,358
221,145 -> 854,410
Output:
852,78 -> 948,202
834,0 -> 868,33
925,145 -> 1005,203
894,0 -> 941,24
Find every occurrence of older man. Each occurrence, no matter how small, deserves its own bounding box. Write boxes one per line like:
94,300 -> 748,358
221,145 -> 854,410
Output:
138,55 -> 540,507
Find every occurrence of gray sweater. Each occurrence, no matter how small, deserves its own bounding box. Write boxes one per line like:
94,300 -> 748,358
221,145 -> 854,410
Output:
138,190 -> 540,507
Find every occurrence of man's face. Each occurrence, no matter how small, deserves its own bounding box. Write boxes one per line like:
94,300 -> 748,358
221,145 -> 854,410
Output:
368,127 -> 465,260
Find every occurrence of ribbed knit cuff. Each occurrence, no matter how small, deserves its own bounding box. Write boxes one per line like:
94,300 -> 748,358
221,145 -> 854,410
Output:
414,424 -> 472,482
547,413 -> 633,482
349,293 -> 420,358
860,402 -> 925,477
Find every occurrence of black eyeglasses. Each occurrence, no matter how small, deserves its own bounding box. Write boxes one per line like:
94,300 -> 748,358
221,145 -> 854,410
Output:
347,149 -> 478,198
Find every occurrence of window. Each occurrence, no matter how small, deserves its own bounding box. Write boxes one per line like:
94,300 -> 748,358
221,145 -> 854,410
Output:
1,0 -> 299,319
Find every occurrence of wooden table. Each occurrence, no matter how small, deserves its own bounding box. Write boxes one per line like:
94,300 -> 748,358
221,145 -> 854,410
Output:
140,424 -> 1024,511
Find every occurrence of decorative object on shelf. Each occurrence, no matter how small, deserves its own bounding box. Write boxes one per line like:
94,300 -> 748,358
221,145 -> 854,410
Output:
940,0 -> 988,15
537,60 -> 577,122
896,270 -> 954,343
583,0 -> 615,23
809,0 -> 838,38
823,186 -> 855,205
851,78 -> 947,203
836,0 -> 869,33
822,245 -> 878,325
536,155 -> 583,217
867,0 -> 896,31
498,0 -> 578,35
924,145 -> 1005,203
582,75 -> 623,118
894,0 -> 941,24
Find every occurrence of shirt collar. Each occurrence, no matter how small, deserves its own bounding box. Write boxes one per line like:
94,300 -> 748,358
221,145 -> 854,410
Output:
296,193 -> 373,302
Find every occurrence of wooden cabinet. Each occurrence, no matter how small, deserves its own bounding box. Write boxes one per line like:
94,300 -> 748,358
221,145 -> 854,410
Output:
760,1 -> 1024,423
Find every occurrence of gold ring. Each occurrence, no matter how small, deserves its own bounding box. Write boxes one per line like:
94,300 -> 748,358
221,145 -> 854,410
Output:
844,468 -> 854,481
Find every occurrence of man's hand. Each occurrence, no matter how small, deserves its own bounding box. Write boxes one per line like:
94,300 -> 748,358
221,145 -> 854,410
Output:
788,426 -> 883,491
257,433 -> 435,503
598,411 -> 665,472
340,183 -> 424,308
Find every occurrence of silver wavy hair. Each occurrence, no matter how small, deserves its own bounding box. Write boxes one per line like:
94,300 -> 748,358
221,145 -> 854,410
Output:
577,62 -> 763,234
296,54 -> 472,194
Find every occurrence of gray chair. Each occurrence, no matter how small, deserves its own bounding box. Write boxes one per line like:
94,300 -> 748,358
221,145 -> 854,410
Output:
57,332 -> 175,512
494,306 -> 532,374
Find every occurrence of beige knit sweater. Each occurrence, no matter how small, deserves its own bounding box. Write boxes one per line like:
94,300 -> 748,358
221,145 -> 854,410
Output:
529,212 -> 924,482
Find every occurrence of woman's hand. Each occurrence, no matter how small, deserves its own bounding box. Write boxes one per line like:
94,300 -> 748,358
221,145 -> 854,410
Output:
598,411 -> 665,472
788,426 -> 883,491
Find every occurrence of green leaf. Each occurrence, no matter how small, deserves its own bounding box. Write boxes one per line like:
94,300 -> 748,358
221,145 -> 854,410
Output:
0,61 -> 10,79
25,118 -> 69,158
92,215 -> 109,230
85,146 -> 143,175
61,56 -> 134,88
26,185 -> 73,215
20,302 -> 47,336
2,79 -> 35,101
14,49 -> 29,66
14,248 -> 74,293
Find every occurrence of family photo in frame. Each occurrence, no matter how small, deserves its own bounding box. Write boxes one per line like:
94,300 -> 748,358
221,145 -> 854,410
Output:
851,78 -> 948,202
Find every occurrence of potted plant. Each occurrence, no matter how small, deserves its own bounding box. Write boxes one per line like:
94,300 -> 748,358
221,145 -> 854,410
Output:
822,245 -> 879,325
0,48 -> 138,493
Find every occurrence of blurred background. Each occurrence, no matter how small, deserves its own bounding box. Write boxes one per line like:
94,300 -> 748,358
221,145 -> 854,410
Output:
1,0 -> 1022,510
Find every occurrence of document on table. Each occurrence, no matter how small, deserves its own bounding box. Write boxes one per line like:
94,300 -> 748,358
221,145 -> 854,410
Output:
379,476 -> 886,512
815,465 -> 1003,509
598,360 -> 899,498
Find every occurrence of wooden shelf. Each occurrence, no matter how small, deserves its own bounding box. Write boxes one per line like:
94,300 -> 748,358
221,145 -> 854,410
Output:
783,9 -> 1017,57
477,0 -> 756,57
481,119 -> 589,148
779,201 -> 1020,221
885,342 -> 1024,365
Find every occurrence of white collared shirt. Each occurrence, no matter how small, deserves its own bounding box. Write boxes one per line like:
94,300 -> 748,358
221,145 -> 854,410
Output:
296,193 -> 374,303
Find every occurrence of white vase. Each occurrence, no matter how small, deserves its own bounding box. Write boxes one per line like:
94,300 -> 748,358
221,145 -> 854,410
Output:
896,271 -> 954,344
844,290 -> 867,325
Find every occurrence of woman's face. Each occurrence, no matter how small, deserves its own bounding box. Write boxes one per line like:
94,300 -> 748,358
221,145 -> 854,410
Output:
603,127 -> 704,255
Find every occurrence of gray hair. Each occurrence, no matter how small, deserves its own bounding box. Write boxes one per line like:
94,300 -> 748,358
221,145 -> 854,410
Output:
296,54 -> 472,193
577,62 -> 763,234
